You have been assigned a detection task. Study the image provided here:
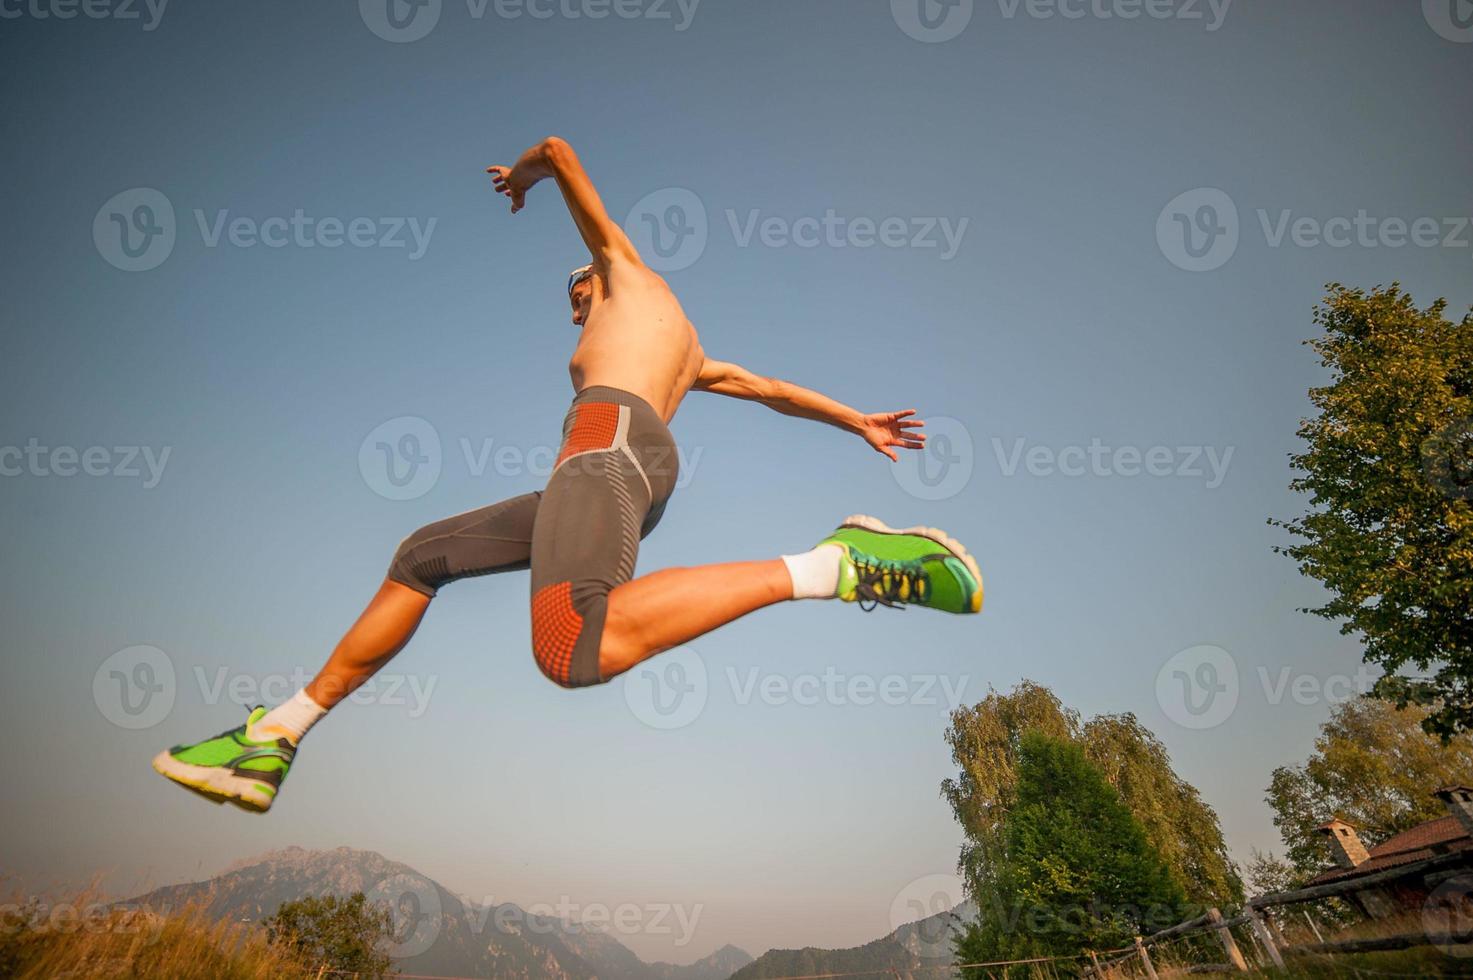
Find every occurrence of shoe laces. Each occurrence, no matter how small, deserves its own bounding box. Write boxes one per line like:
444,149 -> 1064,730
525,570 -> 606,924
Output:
852,554 -> 930,611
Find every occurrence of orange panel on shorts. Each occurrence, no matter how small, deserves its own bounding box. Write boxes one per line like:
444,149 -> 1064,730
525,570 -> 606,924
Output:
556,402 -> 621,469
531,580 -> 583,686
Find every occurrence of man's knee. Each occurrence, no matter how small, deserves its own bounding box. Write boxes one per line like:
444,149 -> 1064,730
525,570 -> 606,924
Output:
530,580 -> 617,688
387,526 -> 445,598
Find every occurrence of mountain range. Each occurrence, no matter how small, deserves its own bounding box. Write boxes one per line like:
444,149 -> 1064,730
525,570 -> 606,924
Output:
127,845 -> 968,979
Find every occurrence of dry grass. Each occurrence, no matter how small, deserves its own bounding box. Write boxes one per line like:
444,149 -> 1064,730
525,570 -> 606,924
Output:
0,890 -> 317,980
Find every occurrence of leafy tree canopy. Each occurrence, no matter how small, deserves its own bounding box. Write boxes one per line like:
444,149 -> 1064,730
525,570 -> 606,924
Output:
1272,284 -> 1473,739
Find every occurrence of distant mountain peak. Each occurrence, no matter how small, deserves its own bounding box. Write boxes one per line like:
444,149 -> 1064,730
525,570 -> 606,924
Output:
133,846 -> 751,980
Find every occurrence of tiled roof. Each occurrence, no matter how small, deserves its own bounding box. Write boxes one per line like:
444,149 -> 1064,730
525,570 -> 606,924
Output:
1309,815 -> 1472,886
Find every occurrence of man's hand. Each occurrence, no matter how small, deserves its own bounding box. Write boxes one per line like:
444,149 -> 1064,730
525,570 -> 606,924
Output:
486,163 -> 536,213
858,409 -> 927,462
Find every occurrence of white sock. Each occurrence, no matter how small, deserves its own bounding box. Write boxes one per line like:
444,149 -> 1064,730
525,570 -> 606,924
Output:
253,689 -> 328,745
781,544 -> 844,600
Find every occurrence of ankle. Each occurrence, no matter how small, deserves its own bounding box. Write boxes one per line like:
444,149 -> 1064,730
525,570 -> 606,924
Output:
781,544 -> 844,600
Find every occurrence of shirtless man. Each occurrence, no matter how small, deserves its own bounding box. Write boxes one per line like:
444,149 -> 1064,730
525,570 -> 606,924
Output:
152,137 -> 983,813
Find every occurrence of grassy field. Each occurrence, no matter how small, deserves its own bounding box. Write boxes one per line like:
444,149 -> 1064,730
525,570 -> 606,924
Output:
0,894 -> 317,980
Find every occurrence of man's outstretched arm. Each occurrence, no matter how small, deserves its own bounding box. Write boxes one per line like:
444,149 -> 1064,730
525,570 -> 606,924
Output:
487,137 -> 640,270
694,358 -> 926,461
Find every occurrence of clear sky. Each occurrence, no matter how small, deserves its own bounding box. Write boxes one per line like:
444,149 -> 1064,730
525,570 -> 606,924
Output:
1,0 -> 1470,965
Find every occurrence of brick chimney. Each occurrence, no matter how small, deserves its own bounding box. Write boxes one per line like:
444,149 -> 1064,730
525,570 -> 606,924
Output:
1317,818 -> 1370,870
1434,786 -> 1473,836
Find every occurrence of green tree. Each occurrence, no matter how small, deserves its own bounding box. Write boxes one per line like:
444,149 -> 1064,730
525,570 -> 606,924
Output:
1266,695 -> 1473,876
956,733 -> 1186,967
263,892 -> 396,979
1271,283 -> 1473,739
942,681 -> 1241,914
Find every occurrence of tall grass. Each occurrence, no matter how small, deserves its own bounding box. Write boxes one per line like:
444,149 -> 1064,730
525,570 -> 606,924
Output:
0,890 -> 318,979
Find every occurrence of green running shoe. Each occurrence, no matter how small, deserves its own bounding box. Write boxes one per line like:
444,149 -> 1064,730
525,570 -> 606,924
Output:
818,515 -> 983,614
152,706 -> 294,813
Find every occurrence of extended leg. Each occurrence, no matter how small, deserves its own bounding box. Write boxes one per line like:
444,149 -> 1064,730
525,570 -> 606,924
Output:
263,492 -> 541,735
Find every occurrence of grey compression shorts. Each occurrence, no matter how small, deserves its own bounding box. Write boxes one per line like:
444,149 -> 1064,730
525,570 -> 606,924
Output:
386,386 -> 679,687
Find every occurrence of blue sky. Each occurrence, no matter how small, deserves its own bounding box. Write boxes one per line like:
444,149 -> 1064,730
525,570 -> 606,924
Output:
1,0 -> 1471,964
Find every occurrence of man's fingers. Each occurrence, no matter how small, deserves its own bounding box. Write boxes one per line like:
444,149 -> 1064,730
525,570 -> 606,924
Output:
899,419 -> 925,429
883,447 -> 899,462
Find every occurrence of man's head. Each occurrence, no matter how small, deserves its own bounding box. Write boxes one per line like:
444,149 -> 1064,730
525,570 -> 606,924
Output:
567,264 -> 594,326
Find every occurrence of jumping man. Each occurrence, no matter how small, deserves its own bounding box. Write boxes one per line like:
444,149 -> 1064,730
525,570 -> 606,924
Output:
152,137 -> 983,812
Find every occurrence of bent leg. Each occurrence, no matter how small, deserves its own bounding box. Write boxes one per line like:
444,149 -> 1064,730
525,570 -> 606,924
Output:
305,493 -> 541,708
598,560 -> 794,679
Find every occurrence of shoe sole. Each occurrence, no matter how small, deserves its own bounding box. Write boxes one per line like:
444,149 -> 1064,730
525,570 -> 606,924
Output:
839,514 -> 984,613
152,750 -> 274,813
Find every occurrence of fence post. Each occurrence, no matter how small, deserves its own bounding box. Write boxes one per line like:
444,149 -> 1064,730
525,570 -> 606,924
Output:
1246,908 -> 1286,970
1301,909 -> 1325,944
1087,949 -> 1101,978
1206,907 -> 1248,971
1133,935 -> 1159,980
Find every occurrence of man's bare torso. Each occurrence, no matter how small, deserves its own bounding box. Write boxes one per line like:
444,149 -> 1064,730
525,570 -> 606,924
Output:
569,262 -> 702,422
